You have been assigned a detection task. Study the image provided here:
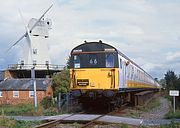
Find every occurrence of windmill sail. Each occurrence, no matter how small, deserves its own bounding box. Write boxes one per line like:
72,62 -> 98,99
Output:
6,4 -> 53,53
6,33 -> 26,52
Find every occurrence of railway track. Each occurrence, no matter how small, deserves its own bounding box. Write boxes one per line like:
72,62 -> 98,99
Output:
35,114 -> 109,128
35,103 -> 129,128
34,114 -> 75,128
80,114 -> 107,128
80,103 -> 129,128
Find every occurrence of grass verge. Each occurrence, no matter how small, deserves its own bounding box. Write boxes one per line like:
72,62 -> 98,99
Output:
165,109 -> 180,119
139,97 -> 161,112
0,103 -> 45,116
0,117 -> 41,128
124,97 -> 161,118
0,103 -> 61,116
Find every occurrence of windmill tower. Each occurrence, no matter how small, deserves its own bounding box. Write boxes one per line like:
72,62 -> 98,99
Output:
6,5 -> 62,78
20,17 -> 52,70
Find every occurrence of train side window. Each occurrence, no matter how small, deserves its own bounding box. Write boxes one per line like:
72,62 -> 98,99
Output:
127,66 -> 129,78
126,67 -> 128,77
119,58 -> 122,69
106,54 -> 114,68
74,55 -> 80,68
131,66 -> 134,80
129,65 -> 131,80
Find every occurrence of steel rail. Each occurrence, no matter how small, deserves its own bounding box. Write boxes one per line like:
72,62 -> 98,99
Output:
34,111 -> 86,128
34,114 -> 75,128
80,114 -> 106,128
35,102 -> 129,128
80,102 -> 130,128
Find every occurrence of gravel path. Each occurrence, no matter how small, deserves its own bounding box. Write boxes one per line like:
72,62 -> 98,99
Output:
140,97 -> 171,119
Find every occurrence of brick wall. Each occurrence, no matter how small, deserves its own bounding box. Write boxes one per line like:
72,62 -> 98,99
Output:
0,85 -> 53,105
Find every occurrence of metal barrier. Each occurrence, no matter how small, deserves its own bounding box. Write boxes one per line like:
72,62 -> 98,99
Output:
8,64 -> 64,70
57,92 -> 79,113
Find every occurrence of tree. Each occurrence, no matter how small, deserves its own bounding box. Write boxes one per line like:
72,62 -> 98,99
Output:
52,67 -> 70,97
164,71 -> 180,109
159,79 -> 166,89
174,77 -> 180,90
164,70 -> 177,90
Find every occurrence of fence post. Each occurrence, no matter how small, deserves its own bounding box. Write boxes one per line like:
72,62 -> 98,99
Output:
66,93 -> 69,113
58,93 -> 61,112
173,96 -> 176,113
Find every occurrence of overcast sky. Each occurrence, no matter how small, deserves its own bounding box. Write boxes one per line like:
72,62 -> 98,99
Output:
0,0 -> 180,79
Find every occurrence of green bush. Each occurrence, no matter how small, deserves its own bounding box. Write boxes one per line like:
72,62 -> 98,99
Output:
165,109 -> 180,119
121,123 -> 128,128
140,98 -> 160,112
0,118 -> 42,128
40,96 -> 54,109
52,68 -> 70,97
43,107 -> 58,116
0,117 -> 16,128
14,120 -> 42,128
160,121 -> 180,128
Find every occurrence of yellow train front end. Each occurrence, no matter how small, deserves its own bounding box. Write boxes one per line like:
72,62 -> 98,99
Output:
70,68 -> 119,90
69,41 -> 119,100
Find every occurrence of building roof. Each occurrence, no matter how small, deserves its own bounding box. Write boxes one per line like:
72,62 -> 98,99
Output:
0,78 -> 52,91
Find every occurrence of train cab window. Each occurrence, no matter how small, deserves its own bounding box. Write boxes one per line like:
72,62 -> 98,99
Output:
74,55 -> 80,68
106,54 -> 114,68
89,54 -> 98,65
71,52 -> 118,68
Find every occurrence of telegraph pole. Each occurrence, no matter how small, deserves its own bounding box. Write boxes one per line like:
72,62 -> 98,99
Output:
31,66 -> 37,112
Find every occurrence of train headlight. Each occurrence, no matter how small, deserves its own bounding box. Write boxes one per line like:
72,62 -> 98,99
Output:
90,82 -> 95,87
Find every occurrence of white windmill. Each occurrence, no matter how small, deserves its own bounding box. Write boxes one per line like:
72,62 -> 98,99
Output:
6,5 -> 57,112
7,5 -> 54,70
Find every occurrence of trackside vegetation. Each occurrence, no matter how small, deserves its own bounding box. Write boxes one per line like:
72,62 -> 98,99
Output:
0,104 -> 35,116
52,67 -> 70,97
161,70 -> 180,119
0,117 -> 41,128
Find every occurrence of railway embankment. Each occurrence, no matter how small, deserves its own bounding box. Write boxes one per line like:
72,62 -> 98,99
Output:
117,94 -> 171,119
140,97 -> 171,119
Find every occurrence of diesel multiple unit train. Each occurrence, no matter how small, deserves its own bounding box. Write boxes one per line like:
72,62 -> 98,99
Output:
69,41 -> 160,106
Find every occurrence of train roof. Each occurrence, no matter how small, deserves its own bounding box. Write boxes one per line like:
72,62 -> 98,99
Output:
71,40 -> 118,54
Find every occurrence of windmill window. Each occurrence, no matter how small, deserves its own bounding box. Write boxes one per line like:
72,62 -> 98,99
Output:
33,49 -> 37,55
33,60 -> 37,65
21,60 -> 24,65
46,61 -> 49,66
